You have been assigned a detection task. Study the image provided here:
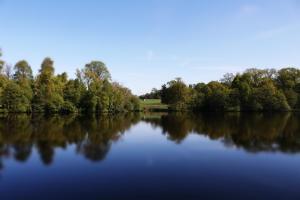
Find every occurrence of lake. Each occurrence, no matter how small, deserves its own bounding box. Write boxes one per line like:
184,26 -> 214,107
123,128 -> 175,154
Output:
0,113 -> 300,199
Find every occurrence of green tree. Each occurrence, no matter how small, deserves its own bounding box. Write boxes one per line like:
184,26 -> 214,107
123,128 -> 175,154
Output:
0,50 -> 9,110
161,78 -> 190,110
13,60 -> 33,103
277,68 -> 300,109
220,73 -> 235,87
77,61 -> 111,113
0,49 -> 4,72
2,81 -> 31,112
253,79 -> 290,111
201,81 -> 230,111
13,60 -> 33,82
64,79 -> 86,108
33,57 -> 64,113
80,61 -> 111,87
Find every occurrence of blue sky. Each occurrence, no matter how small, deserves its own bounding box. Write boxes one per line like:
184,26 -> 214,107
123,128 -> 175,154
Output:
1,0 -> 300,94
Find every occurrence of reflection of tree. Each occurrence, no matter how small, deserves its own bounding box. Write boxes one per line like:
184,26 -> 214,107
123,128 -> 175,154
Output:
143,112 -> 300,153
75,114 -> 140,162
13,144 -> 32,162
37,142 -> 54,165
1,112 -> 300,169
0,113 -> 140,168
77,141 -> 111,161
160,114 -> 193,143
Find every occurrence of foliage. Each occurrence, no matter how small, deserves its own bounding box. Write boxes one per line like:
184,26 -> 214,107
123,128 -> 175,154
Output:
1,48 -> 299,113
161,78 -> 190,110
0,53 -> 139,113
2,81 -> 31,112
139,88 -> 161,99
149,68 -> 300,111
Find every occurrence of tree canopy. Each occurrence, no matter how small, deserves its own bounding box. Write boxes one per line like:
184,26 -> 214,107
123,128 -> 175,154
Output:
146,68 -> 300,112
0,53 -> 139,113
1,49 -> 300,113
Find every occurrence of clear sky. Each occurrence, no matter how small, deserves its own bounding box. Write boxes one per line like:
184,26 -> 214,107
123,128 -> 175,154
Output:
1,0 -> 300,95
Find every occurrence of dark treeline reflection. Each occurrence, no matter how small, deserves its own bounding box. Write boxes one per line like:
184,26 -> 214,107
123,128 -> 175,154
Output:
0,113 -> 140,169
0,113 -> 300,169
142,113 -> 300,153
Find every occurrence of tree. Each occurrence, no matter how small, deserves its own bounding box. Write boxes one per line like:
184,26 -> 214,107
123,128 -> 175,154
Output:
201,81 -> 230,111
277,68 -> 300,89
0,50 -> 8,109
33,57 -> 64,113
156,67 -> 296,112
14,60 -> 33,82
220,73 -> 235,86
0,49 -> 4,72
2,81 -> 31,112
161,78 -> 190,110
2,52 -> 300,113
38,57 -> 55,84
13,60 -> 33,102
77,61 -> 139,113
139,88 -> 161,99
79,61 -> 111,87
253,79 -> 290,111
64,79 -> 85,108
276,68 -> 300,109
4,64 -> 13,79
77,61 -> 111,113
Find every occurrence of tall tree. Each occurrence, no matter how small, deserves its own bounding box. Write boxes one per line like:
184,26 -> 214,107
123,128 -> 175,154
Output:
78,61 -> 111,113
14,60 -> 33,82
33,57 -> 64,113
0,49 -> 4,72
79,61 -> 111,87
13,60 -> 33,102
161,78 -> 190,110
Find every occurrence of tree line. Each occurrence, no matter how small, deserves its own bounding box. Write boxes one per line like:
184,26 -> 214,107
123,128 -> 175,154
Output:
144,68 -> 300,111
2,48 -> 300,113
0,50 -> 140,113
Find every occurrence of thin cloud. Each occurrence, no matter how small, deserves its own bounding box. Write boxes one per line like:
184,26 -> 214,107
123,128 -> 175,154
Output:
239,4 -> 259,15
146,50 -> 154,61
254,25 -> 298,40
186,65 -> 245,71
180,57 -> 228,69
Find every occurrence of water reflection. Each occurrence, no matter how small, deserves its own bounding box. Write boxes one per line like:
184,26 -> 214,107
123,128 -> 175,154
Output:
0,112 -> 300,168
0,113 -> 140,168
211,113 -> 300,153
143,113 -> 300,153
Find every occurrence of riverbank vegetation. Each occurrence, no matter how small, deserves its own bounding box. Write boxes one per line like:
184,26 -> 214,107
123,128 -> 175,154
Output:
140,99 -> 168,111
2,49 -> 300,113
142,68 -> 300,112
0,50 -> 140,113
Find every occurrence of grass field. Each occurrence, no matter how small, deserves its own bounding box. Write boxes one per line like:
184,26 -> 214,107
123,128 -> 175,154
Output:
140,99 -> 169,111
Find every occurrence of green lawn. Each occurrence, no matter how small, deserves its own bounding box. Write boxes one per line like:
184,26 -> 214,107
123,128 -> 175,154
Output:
140,99 -> 169,111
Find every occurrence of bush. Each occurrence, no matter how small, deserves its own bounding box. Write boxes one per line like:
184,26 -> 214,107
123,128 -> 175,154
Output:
60,101 -> 77,113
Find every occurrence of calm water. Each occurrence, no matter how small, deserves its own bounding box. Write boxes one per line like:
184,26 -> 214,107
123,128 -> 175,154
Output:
0,113 -> 300,199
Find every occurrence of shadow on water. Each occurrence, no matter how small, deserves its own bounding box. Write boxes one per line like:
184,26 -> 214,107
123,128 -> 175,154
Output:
0,112 -> 300,169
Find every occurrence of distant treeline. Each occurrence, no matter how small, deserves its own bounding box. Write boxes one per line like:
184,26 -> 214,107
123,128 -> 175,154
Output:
141,68 -> 300,111
2,49 -> 300,113
0,50 -> 140,113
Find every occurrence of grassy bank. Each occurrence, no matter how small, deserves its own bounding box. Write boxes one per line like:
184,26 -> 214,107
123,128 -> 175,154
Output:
140,99 -> 169,112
